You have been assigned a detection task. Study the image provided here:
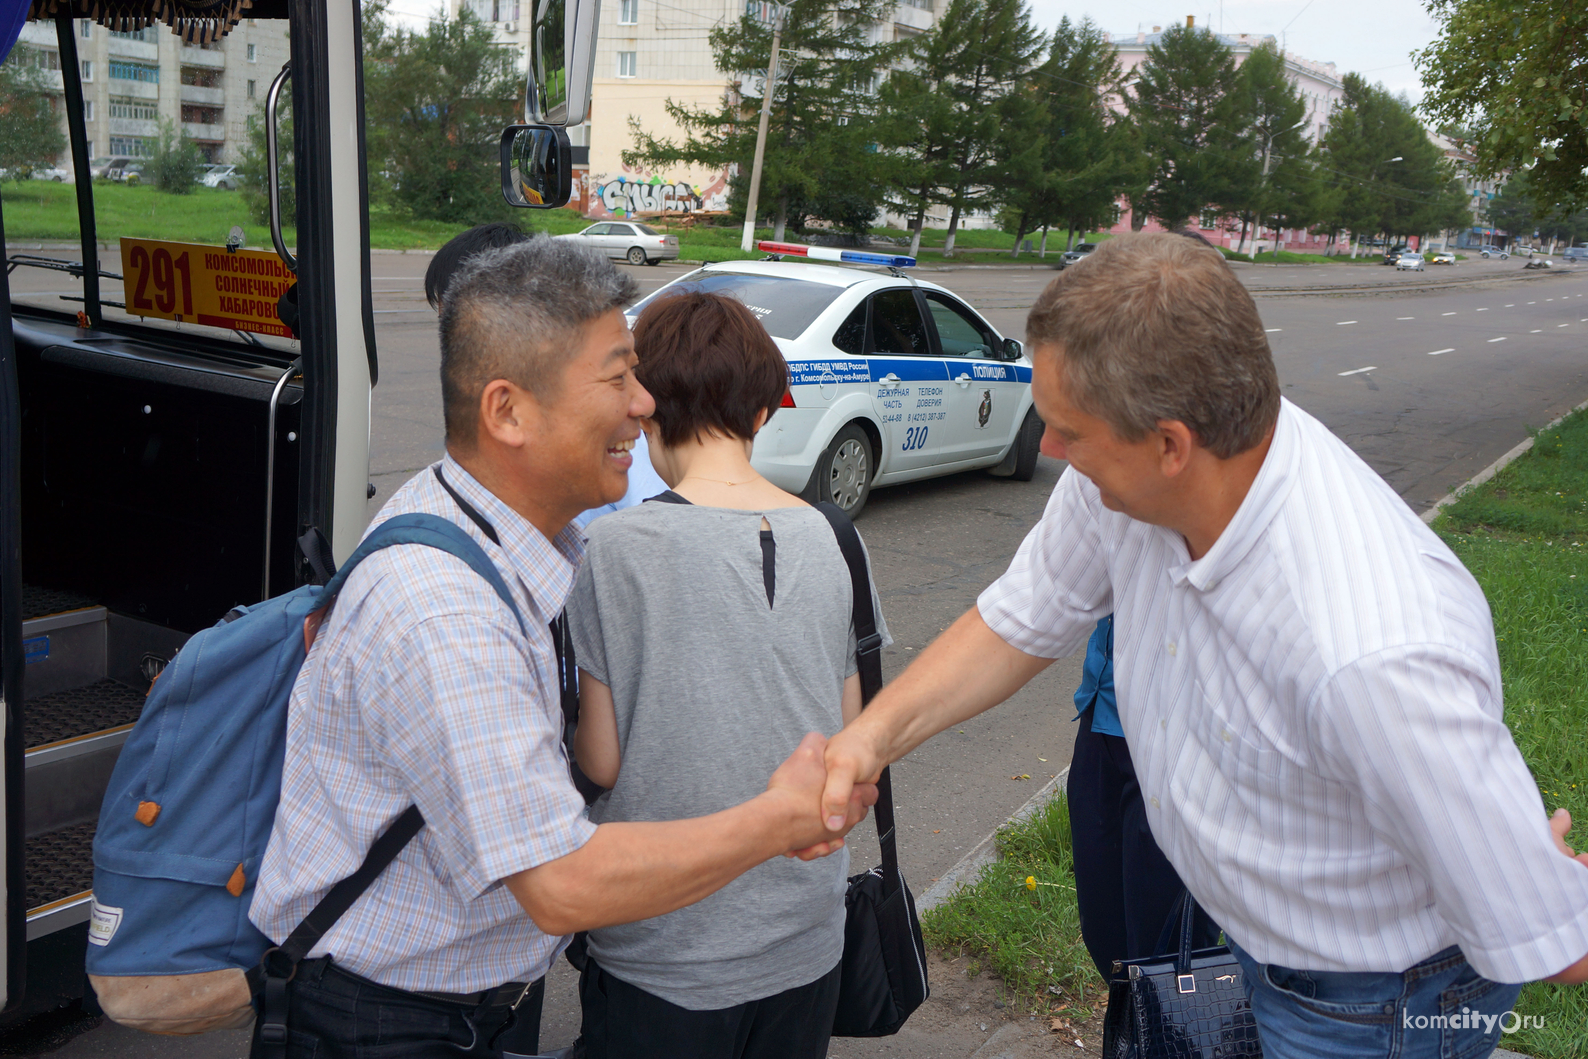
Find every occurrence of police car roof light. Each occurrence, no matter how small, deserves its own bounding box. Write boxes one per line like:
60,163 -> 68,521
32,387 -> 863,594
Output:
755,241 -> 916,269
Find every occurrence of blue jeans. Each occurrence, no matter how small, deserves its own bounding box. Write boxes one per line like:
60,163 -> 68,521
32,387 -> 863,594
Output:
1228,939 -> 1523,1059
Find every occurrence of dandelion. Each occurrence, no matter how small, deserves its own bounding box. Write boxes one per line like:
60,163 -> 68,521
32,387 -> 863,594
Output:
1026,876 -> 1037,891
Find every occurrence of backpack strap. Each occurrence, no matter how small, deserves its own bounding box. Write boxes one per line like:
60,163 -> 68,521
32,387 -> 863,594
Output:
253,510 -> 527,1057
813,503 -> 899,895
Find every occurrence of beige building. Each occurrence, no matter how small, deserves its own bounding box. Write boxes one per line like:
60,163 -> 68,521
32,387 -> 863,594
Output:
455,0 -> 938,221
13,16 -> 289,170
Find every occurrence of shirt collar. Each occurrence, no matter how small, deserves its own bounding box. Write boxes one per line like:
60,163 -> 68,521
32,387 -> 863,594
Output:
439,454 -> 584,617
1168,398 -> 1300,592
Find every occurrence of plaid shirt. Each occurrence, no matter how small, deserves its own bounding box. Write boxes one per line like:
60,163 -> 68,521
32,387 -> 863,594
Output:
251,456 -> 595,992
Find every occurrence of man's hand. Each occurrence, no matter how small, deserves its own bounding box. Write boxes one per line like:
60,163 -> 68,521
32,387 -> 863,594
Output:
766,732 -> 878,860
1549,809 -> 1588,868
821,723 -> 886,833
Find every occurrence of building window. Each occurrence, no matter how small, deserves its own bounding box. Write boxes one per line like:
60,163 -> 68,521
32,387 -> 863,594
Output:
247,78 -> 256,98
513,1 -> 522,19
83,100 -> 94,121
247,43 -> 257,62
109,96 -> 159,120
617,51 -> 636,77
1199,209 -> 1219,230
30,48 -> 61,71
180,65 -> 223,88
109,135 -> 152,157
181,104 -> 224,125
619,0 -> 638,24
81,60 -> 93,81
80,19 -> 91,38
109,60 -> 161,82
110,27 -> 157,42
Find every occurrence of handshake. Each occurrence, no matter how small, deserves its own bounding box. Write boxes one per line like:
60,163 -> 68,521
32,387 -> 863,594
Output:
764,729 -> 884,861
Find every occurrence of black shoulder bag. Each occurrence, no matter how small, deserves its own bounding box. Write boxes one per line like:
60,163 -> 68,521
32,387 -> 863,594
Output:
814,502 -> 930,1037
1100,890 -> 1262,1059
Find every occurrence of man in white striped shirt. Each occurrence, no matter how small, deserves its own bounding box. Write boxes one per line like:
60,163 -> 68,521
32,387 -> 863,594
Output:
820,233 -> 1588,1059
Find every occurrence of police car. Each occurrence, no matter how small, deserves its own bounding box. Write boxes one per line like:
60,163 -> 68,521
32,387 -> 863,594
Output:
627,242 -> 1043,517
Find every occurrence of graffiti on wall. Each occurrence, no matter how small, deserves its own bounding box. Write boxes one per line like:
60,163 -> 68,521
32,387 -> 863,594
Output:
589,171 -> 731,219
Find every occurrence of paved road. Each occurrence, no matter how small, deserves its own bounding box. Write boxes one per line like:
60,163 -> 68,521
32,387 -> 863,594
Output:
6,249 -> 1587,1056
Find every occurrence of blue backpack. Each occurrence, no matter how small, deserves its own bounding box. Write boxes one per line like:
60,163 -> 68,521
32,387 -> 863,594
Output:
86,511 -> 524,1036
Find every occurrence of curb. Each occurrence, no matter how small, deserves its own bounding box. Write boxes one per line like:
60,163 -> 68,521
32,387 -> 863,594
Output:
917,766 -> 1069,914
1419,396 -> 1588,525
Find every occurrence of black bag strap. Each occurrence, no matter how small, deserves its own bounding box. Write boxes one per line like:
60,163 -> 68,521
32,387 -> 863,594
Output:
813,503 -> 898,890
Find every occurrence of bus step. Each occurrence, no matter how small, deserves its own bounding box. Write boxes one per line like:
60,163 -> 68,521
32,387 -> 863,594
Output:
21,584 -> 101,623
25,821 -> 97,941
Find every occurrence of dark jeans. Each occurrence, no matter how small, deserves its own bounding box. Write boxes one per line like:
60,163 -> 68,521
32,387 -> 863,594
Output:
256,957 -> 546,1058
578,957 -> 841,1059
1067,709 -> 1219,978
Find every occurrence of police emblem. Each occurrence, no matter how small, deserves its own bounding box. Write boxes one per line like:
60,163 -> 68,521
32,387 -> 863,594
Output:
977,389 -> 992,428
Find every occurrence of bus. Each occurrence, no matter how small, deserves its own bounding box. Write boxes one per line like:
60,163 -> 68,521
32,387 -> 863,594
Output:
0,0 -> 584,1028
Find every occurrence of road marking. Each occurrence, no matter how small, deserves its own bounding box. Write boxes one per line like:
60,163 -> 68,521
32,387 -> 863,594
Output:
1488,337 -> 1508,343
1560,323 -> 1570,328
1264,328 -> 1283,333
1396,316 -> 1415,320
1528,301 -> 1537,304
1476,307 -> 1489,311
1337,320 -> 1359,325
1530,329 -> 1543,333
1506,303 -> 1516,307
1428,348 -> 1455,356
1441,312 -> 1457,316
1338,366 -> 1377,376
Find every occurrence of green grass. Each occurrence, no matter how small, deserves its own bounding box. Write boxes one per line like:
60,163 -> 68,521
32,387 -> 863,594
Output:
920,792 -> 1099,1017
926,411 -> 1588,1054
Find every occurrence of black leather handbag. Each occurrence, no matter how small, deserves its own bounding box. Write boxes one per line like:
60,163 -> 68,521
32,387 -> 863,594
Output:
1101,893 -> 1262,1059
815,503 -> 930,1038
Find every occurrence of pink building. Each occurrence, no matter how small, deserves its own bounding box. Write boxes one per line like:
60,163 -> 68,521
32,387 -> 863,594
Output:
1102,24 -> 1346,254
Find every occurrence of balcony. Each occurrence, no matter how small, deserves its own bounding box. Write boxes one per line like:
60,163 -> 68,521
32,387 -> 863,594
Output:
183,122 -> 225,143
180,46 -> 226,68
109,117 -> 159,137
106,38 -> 158,61
108,79 -> 160,101
180,84 -> 225,105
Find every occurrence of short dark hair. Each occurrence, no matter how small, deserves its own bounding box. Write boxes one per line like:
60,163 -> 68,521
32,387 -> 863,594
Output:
425,222 -> 531,309
632,290 -> 788,447
440,236 -> 638,445
1025,232 -> 1278,459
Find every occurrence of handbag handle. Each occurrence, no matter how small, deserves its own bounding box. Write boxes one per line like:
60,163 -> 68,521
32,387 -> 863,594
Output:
814,503 -> 899,891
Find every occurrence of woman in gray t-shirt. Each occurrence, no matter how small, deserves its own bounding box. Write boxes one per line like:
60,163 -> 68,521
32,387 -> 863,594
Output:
566,290 -> 888,1059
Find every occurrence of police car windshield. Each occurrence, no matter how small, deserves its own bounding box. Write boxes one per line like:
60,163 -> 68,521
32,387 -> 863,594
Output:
628,273 -> 847,340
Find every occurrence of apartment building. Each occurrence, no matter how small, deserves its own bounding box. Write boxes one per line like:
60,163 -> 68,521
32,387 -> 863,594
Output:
12,17 -> 288,171
454,0 -> 940,222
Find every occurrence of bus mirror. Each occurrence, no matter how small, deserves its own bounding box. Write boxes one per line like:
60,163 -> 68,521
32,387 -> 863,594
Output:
526,0 -> 601,126
500,124 -> 574,209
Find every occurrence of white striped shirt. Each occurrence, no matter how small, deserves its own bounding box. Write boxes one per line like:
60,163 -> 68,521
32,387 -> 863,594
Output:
251,457 -> 595,992
979,399 -> 1588,982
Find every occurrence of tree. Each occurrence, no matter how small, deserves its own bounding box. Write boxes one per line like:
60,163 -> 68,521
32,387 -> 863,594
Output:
1417,0 -> 1588,210
0,47 -> 66,177
627,0 -> 896,239
147,118 -> 206,193
1225,40 -> 1317,254
238,100 -> 292,226
1126,24 -> 1243,229
362,4 -> 521,223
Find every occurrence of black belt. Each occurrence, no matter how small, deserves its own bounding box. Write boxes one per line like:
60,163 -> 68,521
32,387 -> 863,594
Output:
415,977 -> 539,1010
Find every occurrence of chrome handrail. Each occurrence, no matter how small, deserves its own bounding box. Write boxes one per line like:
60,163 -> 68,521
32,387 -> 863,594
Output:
265,63 -> 296,273
263,359 -> 303,600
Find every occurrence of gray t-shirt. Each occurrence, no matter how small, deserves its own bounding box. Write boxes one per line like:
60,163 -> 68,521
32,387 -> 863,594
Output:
566,499 -> 890,1010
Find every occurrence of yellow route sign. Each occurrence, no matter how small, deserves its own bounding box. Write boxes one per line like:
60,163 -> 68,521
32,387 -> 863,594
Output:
119,237 -> 296,338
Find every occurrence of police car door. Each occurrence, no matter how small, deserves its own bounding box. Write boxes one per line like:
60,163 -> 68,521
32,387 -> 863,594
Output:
863,288 -> 949,471
923,291 -> 1022,461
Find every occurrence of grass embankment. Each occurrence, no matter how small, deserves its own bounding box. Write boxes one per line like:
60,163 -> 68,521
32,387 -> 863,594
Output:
1,180 -> 1101,264
925,411 -> 1588,1057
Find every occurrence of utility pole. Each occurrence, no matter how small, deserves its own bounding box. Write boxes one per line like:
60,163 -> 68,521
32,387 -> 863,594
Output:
740,3 -> 786,252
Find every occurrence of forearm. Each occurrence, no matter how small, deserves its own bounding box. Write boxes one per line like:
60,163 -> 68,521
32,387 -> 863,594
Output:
848,605 -> 1052,774
506,793 -> 796,935
1546,950 -> 1588,985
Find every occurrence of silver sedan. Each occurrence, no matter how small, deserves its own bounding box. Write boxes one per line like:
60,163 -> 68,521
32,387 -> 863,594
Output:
556,221 -> 679,265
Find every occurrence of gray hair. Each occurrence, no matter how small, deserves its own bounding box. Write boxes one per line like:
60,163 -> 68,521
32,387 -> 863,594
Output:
439,235 -> 639,445
1025,232 -> 1279,459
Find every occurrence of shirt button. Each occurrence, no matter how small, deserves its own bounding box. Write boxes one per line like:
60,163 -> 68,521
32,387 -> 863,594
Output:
1150,797 -> 1160,808
1160,718 -> 1168,730
1222,730 -> 1232,742
1167,641 -> 1177,656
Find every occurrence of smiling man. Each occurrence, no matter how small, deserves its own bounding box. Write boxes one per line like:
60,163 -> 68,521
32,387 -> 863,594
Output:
819,232 -> 1588,1059
250,238 -> 873,1059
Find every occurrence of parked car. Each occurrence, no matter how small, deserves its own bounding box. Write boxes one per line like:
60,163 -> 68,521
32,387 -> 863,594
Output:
1382,244 -> 1410,264
1479,247 -> 1509,260
1562,246 -> 1588,263
29,166 -> 69,182
1512,244 -> 1535,256
624,257 -> 1042,517
89,155 -> 133,180
1430,251 -> 1456,265
202,164 -> 240,190
1059,242 -> 1098,269
1395,251 -> 1425,271
115,162 -> 145,185
555,220 -> 679,265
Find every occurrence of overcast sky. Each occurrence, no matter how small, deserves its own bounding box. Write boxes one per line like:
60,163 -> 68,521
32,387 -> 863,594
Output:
385,0 -> 1442,102
1028,0 -> 1440,100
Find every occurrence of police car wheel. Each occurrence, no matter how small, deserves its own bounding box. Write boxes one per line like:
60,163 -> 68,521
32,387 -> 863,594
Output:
627,247 -> 647,266
803,423 -> 873,518
1008,407 -> 1043,482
